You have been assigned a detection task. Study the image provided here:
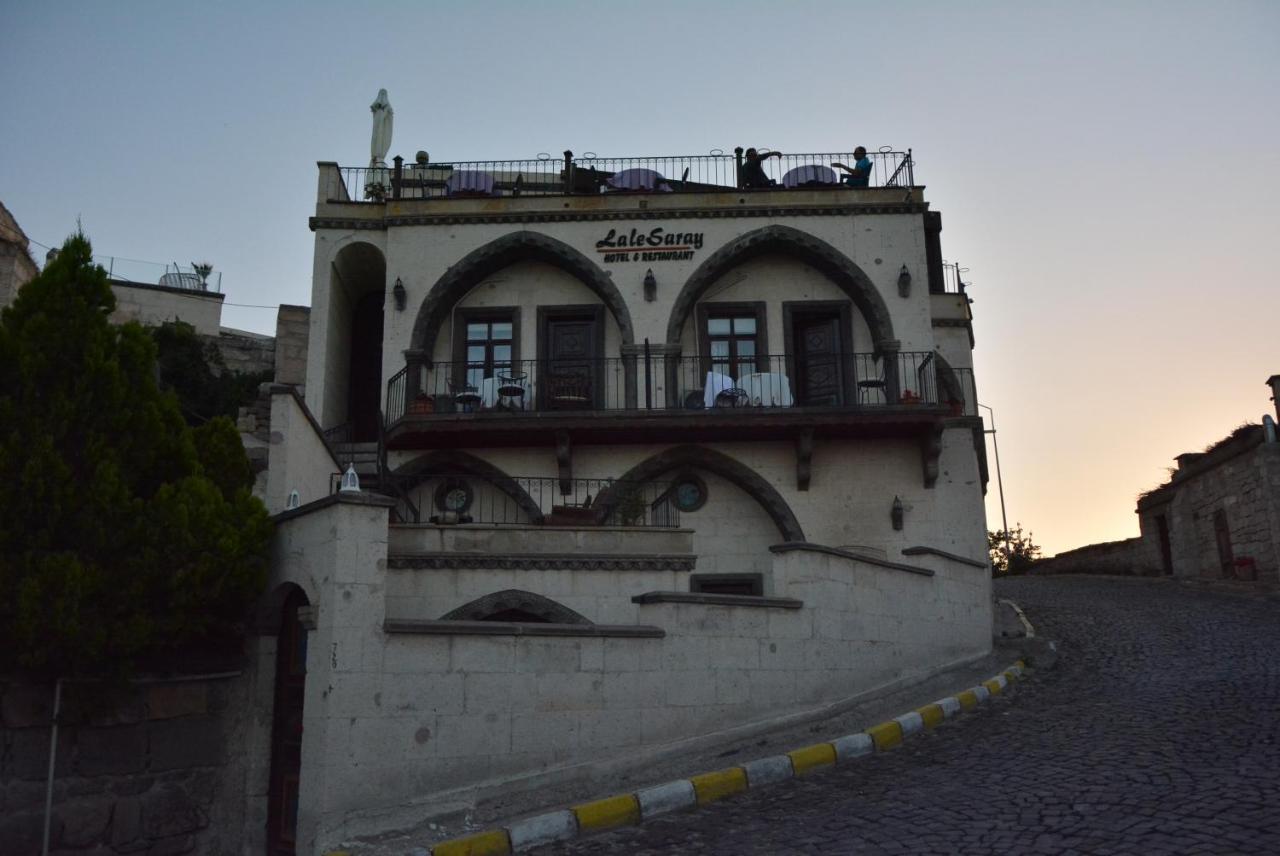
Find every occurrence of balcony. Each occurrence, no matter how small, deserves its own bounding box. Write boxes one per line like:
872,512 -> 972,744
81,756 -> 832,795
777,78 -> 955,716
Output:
328,149 -> 916,204
383,352 -> 975,450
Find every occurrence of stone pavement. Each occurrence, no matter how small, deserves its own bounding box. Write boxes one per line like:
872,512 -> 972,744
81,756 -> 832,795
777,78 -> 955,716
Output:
530,576 -> 1280,855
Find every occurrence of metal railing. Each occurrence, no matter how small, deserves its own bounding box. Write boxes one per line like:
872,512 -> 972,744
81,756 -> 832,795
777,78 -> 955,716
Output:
333,148 -> 916,203
941,261 -> 969,295
333,472 -> 678,527
94,255 -> 222,292
386,351 -> 968,424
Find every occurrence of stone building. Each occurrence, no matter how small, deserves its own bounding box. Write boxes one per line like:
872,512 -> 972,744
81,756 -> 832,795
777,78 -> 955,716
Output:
240,148 -> 996,853
0,200 -> 40,310
1133,377 -> 1280,581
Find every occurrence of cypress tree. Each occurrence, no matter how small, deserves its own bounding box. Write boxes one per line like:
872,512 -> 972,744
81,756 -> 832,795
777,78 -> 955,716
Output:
0,233 -> 271,678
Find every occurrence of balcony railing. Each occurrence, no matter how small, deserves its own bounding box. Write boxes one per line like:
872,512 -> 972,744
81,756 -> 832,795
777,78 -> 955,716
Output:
333,472 -> 678,527
386,351 -> 974,425
334,149 -> 915,203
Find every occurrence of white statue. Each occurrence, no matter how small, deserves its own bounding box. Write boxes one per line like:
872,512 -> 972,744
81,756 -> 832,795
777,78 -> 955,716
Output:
370,88 -> 393,168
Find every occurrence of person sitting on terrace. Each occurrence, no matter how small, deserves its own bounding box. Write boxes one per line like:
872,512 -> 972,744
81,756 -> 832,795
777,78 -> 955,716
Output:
740,148 -> 782,189
832,147 -> 873,188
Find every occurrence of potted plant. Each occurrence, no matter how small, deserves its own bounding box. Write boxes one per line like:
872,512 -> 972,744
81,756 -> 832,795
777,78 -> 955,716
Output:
900,389 -> 921,406
408,393 -> 435,415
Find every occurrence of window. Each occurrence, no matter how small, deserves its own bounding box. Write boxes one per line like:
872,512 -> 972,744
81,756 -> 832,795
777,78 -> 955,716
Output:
434,478 -> 473,513
671,474 -> 708,512
464,319 -> 513,387
690,574 -> 763,597
697,302 -> 768,380
453,308 -> 520,390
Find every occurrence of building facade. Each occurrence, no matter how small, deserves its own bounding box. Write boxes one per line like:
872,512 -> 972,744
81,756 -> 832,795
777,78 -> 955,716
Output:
1134,376 -> 1280,581
252,150 -> 994,853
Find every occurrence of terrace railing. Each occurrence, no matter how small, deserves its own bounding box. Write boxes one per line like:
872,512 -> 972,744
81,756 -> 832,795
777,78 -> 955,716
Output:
333,148 -> 915,203
386,350 -> 969,424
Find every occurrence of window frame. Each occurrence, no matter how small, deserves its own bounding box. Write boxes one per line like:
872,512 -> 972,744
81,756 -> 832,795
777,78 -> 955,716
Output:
451,306 -> 521,388
696,301 -> 769,378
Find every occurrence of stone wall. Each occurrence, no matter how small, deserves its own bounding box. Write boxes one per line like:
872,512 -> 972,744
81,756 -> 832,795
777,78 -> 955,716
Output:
1137,432 -> 1280,581
214,328 -> 275,377
0,673 -> 252,856
1031,537 -> 1156,576
0,200 -> 38,311
108,281 -> 224,336
274,305 -> 310,390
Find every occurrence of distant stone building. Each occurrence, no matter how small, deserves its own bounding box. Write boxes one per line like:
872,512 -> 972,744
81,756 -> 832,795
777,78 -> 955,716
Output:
1039,377 -> 1280,581
1134,377 -> 1280,581
0,201 -> 39,310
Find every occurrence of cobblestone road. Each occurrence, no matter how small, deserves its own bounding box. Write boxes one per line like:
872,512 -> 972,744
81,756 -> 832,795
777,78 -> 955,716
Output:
532,576 -> 1280,855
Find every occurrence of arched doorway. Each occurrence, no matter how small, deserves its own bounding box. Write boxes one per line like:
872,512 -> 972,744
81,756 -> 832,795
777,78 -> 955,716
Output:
322,241 -> 386,434
266,586 -> 309,854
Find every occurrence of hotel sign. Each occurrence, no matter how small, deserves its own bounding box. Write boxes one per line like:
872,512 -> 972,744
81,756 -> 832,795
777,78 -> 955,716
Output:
596,226 -> 704,264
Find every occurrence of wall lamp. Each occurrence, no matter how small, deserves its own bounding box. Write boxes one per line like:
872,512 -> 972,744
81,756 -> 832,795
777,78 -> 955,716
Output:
891,496 -> 905,531
393,277 -> 406,311
643,269 -> 657,302
897,265 -> 911,298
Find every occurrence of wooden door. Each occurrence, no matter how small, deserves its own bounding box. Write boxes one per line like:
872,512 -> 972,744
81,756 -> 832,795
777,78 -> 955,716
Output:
1213,510 -> 1234,578
793,315 -> 843,406
543,317 -> 598,409
266,589 -> 309,855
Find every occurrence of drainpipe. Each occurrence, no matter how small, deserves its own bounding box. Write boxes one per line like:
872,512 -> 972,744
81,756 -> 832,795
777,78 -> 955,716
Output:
42,678 -> 63,856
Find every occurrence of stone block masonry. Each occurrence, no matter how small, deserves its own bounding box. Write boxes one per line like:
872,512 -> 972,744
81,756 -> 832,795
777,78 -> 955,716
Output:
0,672 -> 253,856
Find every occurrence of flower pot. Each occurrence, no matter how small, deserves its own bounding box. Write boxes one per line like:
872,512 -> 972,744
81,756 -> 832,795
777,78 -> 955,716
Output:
408,395 -> 435,415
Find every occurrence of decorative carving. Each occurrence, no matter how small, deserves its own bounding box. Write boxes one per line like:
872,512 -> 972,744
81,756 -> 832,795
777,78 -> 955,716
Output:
390,554 -> 698,571
921,422 -> 945,488
664,225 -> 896,353
796,428 -> 814,491
593,444 -> 805,542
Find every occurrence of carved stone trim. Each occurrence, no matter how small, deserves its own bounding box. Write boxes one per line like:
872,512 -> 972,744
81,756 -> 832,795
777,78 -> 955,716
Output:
388,553 -> 698,571
555,430 -> 572,496
631,591 -> 803,609
769,542 -> 935,578
384,619 -> 665,638
921,422 -> 945,489
664,225 -> 897,351
796,428 -> 814,491
593,444 -> 805,542
901,546 -> 988,569
440,589 -> 590,623
311,202 -> 930,232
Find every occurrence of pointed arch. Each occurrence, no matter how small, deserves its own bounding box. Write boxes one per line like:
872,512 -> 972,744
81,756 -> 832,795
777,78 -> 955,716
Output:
393,450 -> 544,524
440,590 -> 591,624
664,225 -> 896,350
594,445 -> 805,542
410,230 -> 636,360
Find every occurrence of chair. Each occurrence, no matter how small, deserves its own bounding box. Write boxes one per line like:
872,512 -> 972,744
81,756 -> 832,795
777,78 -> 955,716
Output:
546,372 -> 592,409
738,372 -> 794,407
450,381 -> 482,411
714,388 -> 750,408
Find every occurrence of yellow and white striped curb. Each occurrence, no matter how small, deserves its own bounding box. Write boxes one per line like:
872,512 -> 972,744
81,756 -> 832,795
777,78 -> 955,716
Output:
421,660 -> 1029,855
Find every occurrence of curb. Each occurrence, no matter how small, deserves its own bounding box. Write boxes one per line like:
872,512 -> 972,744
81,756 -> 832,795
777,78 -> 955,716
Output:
422,659 -> 1030,855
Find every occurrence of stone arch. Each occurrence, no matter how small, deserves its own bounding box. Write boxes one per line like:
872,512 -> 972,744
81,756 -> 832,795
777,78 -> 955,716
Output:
440,590 -> 591,624
321,241 -> 387,434
410,230 -> 636,360
250,581 -> 313,635
664,225 -> 896,350
593,445 -> 805,542
393,450 -> 545,524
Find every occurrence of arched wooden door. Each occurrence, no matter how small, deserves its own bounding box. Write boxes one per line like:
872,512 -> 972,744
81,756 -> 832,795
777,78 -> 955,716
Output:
266,587 -> 309,854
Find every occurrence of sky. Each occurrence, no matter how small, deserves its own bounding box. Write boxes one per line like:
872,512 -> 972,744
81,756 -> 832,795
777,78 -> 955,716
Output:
2,0 -> 1277,556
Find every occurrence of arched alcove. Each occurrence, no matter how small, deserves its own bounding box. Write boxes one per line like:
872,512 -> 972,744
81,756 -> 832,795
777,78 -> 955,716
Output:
324,241 -> 386,437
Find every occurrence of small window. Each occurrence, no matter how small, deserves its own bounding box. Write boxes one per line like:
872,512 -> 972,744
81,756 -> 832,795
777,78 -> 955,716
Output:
707,314 -> 760,379
671,474 -> 708,512
464,319 -> 515,387
434,478 -> 473,513
690,574 -> 763,597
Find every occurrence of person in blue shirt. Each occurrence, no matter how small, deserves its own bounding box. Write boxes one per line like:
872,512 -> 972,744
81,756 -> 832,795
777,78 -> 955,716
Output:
832,147 -> 873,188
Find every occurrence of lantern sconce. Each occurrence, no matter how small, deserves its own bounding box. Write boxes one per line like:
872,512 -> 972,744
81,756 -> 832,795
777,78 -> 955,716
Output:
897,265 -> 911,298
891,495 -> 904,531
340,464 -> 361,494
393,277 -> 406,311
643,268 -> 657,302
286,489 -> 300,510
